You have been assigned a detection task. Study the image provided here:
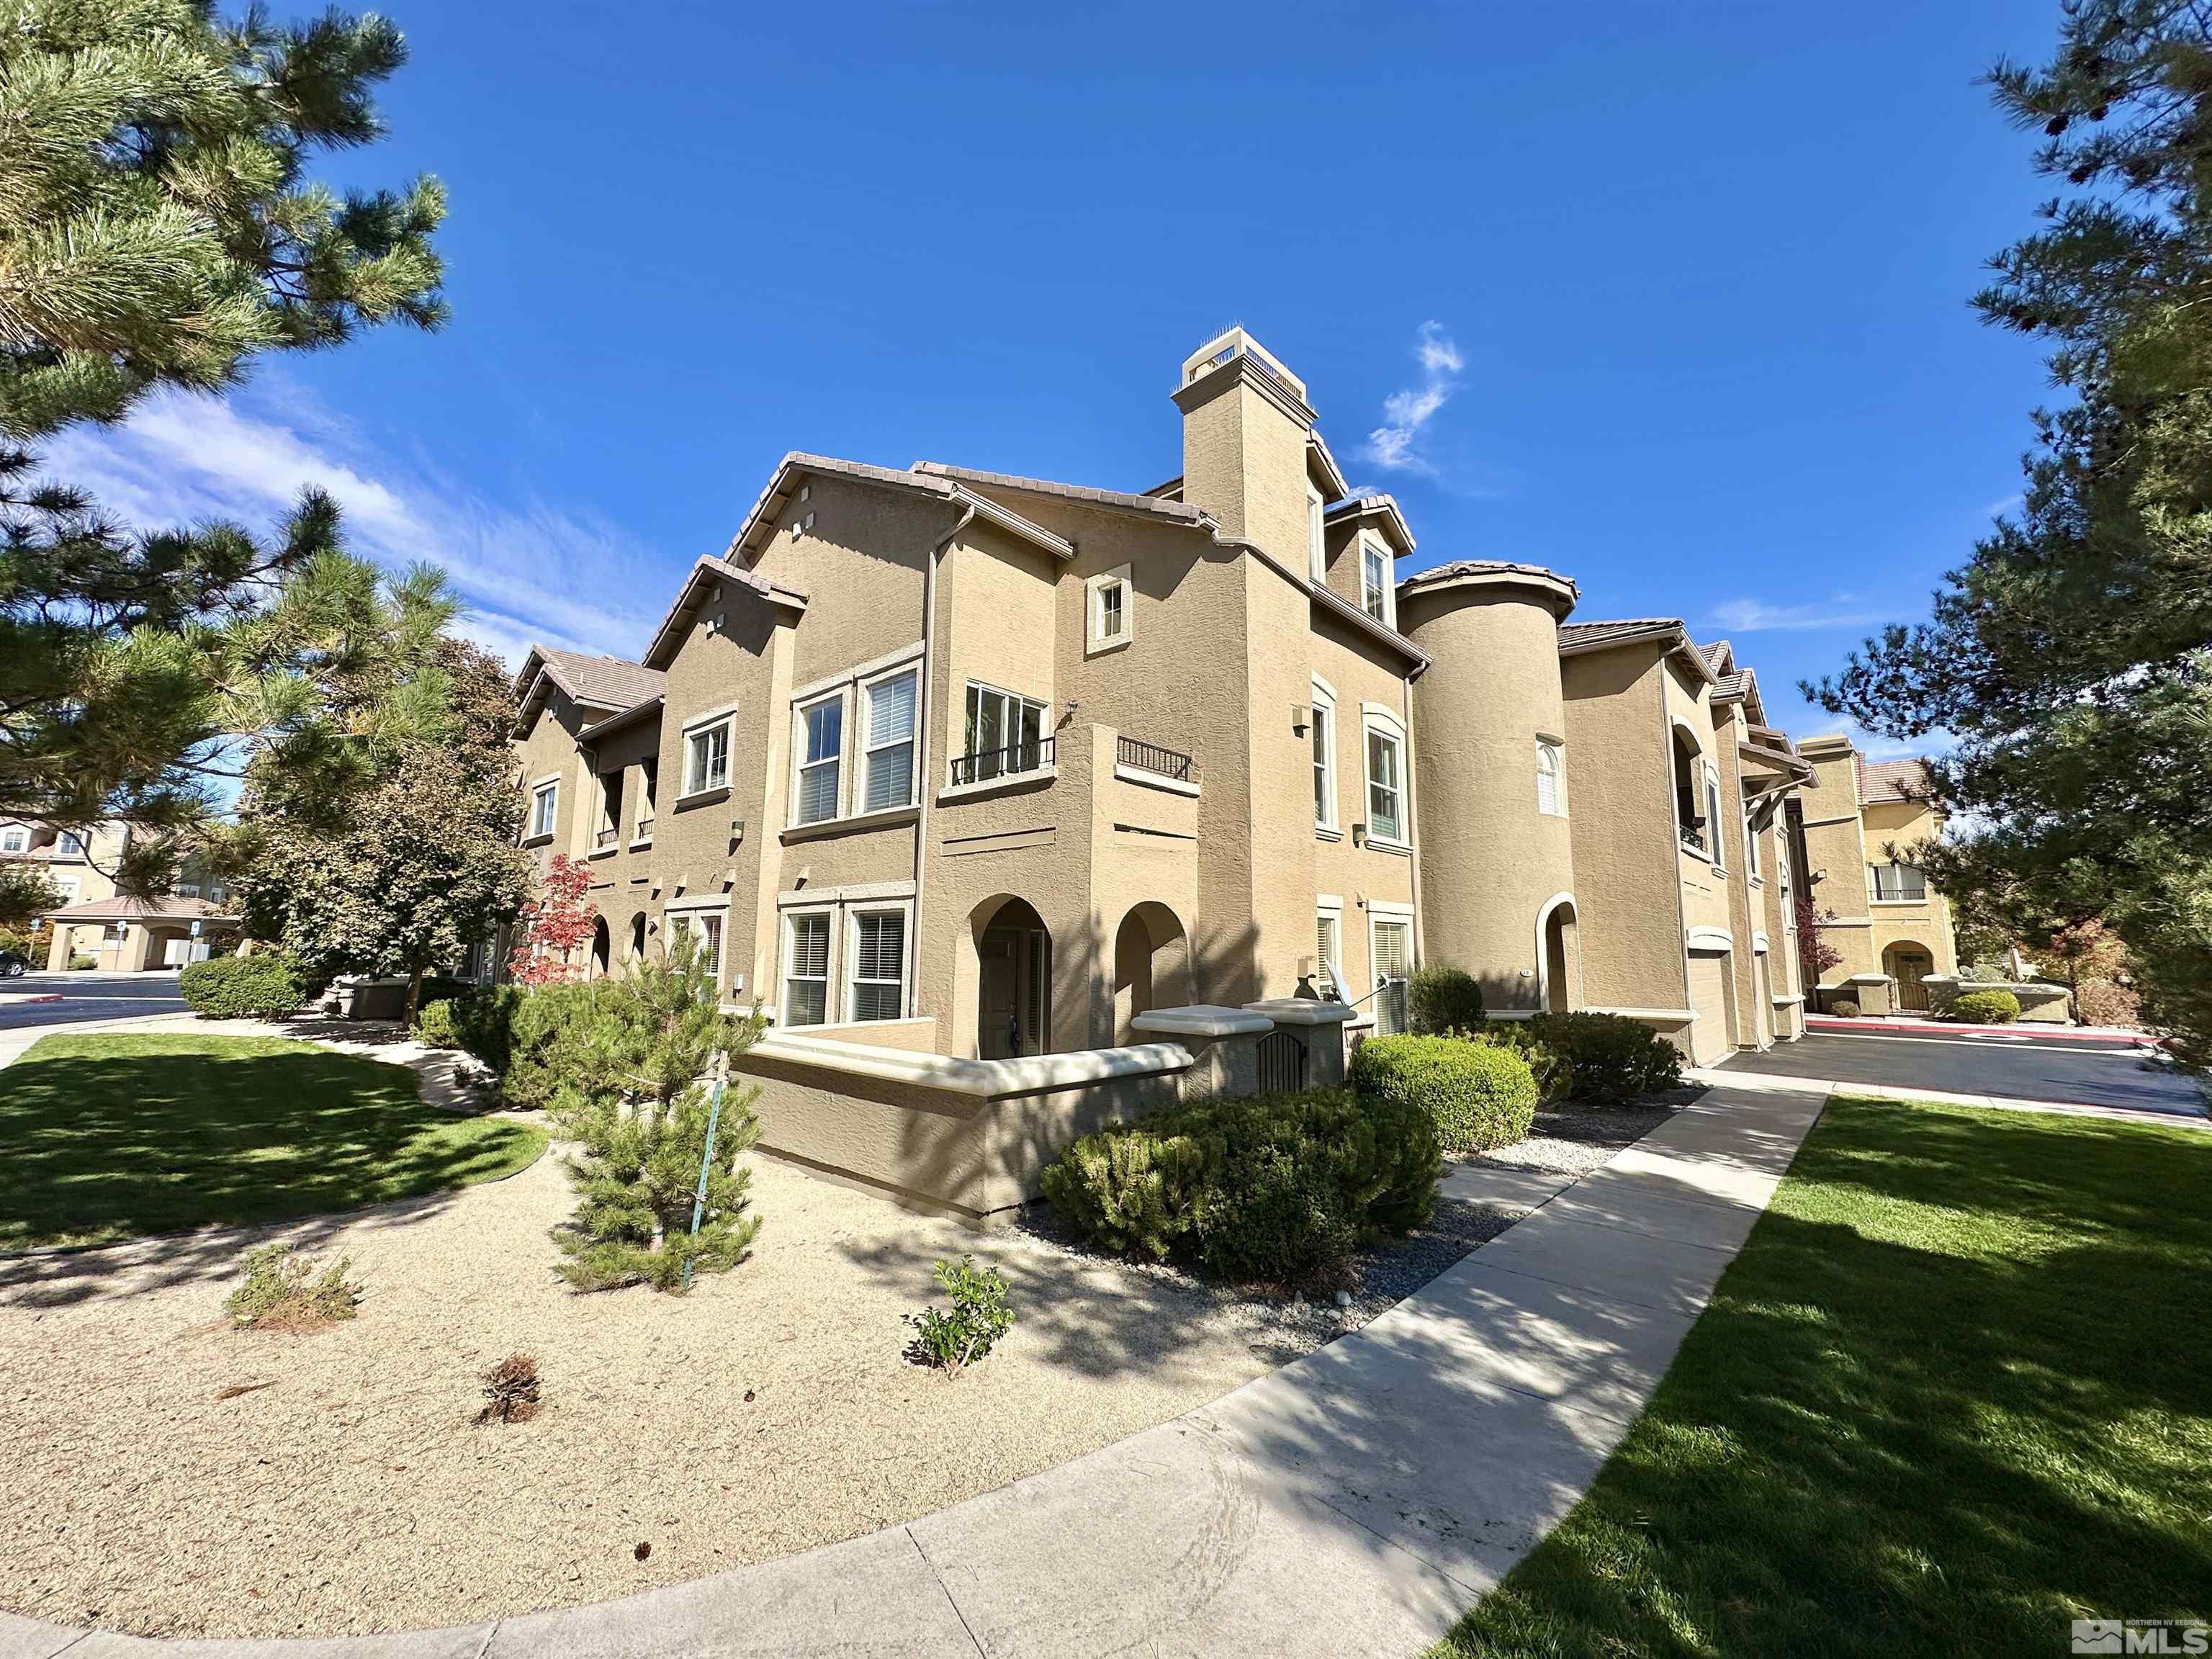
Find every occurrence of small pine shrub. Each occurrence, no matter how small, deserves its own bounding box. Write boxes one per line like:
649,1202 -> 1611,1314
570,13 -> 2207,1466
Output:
1828,997 -> 1861,1018
415,984 -> 525,1072
1040,1121 -> 1210,1261
906,1255 -> 1015,1372
226,1244 -> 361,1331
1195,1147 -> 1356,1292
477,1353 -> 542,1424
1408,965 -> 1488,1035
180,953 -> 305,1020
1525,1011 -> 1685,1103
1950,987 -> 2022,1025
503,981 -> 606,1111
1352,1034 -> 1537,1152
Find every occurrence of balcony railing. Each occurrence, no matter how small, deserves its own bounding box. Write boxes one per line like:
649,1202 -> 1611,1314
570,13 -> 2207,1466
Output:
595,826 -> 620,849
1116,734 -> 1195,784
948,734 -> 1055,788
633,815 -> 655,842
1678,824 -> 1707,855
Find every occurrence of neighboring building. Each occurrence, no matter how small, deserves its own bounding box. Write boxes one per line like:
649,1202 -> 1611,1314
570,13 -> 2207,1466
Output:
505,328 -> 1824,1209
2,821 -> 241,970
1794,734 -> 1957,1012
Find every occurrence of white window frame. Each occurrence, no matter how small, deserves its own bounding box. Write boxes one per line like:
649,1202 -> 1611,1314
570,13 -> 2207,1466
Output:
1704,764 -> 1726,873
55,831 -> 85,858
1869,861 -> 1928,902
960,680 -> 1050,781
791,689 -> 847,826
843,903 -> 912,1024
682,714 -> 732,798
1369,907 -> 1416,1036
1536,737 -> 1566,818
529,778 -> 559,840
1359,534 -> 1395,627
1315,896 -> 1344,999
1362,710 -> 1408,848
665,901 -> 729,988
1085,565 -> 1133,656
50,873 -> 78,904
858,665 -> 919,814
1307,485 -> 1326,582
1745,806 -> 1763,880
0,827 -> 24,854
1310,678 -> 1339,834
781,906 -> 834,1026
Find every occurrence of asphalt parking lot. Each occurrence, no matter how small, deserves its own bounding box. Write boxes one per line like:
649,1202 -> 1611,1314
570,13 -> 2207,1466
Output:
1718,1025 -> 2205,1118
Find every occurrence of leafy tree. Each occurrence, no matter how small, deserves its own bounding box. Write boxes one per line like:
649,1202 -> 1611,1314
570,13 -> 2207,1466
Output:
1,0 -> 447,881
541,936 -> 766,1294
1809,1 -> 2212,1058
235,640 -> 531,1020
508,855 -> 598,985
1794,886 -> 1843,985
0,863 -> 61,938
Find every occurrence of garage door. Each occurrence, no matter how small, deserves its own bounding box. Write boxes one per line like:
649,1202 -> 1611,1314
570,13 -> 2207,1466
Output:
1687,950 -> 1733,1066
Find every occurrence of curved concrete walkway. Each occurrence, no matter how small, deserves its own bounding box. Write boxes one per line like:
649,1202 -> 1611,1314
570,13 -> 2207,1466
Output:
0,1085 -> 1826,1659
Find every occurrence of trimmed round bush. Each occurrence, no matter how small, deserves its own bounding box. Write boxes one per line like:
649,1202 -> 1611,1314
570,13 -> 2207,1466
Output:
1949,987 -> 2021,1025
1408,965 -> 1487,1035
1195,1147 -> 1356,1292
1828,997 -> 1861,1019
1524,1011 -> 1684,1104
179,952 -> 305,1020
1467,1023 -> 1573,1104
1352,1033 -> 1536,1153
415,984 -> 526,1073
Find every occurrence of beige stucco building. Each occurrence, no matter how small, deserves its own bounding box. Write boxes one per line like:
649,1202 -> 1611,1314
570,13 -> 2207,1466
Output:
507,328 -> 1822,1211
4,819 -> 240,970
1794,734 -> 1957,1013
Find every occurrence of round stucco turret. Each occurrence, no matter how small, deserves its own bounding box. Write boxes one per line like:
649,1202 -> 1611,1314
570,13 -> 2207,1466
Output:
1398,561 -> 1581,1015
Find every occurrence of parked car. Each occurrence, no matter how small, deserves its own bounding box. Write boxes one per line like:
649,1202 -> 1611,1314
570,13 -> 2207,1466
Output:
0,950 -> 28,977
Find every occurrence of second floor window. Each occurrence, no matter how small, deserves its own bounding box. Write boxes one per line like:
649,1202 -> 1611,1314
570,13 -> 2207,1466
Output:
1087,565 -> 1133,653
1870,862 -> 1928,901
1366,726 -> 1404,843
1536,738 -> 1565,817
56,832 -> 84,858
1311,698 -> 1337,830
1705,767 -> 1726,870
530,781 -> 558,840
861,670 -> 917,813
1745,810 -> 1762,878
794,695 -> 843,824
962,682 -> 1047,781
0,827 -> 24,853
1307,485 -> 1326,581
684,722 -> 729,796
1362,543 -> 1390,622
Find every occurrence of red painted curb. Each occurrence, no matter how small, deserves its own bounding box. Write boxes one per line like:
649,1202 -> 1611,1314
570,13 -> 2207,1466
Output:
0,993 -> 64,1005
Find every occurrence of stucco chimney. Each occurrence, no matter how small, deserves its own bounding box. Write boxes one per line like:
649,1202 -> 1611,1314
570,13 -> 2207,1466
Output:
1174,327 -> 1316,570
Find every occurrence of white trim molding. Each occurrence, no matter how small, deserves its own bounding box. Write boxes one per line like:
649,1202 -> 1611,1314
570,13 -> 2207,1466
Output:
1588,1005 -> 1696,1022
1686,925 -> 1734,953
1533,889 -> 1576,1011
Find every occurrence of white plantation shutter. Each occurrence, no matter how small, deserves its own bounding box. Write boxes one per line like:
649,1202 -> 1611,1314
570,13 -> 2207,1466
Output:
863,673 -> 917,812
785,913 -> 830,1025
850,912 -> 905,1022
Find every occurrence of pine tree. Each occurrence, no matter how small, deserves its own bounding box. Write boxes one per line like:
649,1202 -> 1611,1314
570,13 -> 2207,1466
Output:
545,936 -> 767,1295
1,1 -> 448,881
1809,1 -> 2212,1058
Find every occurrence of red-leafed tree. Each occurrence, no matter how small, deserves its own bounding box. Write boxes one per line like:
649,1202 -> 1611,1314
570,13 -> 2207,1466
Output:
508,855 -> 596,985
1796,885 -> 1843,986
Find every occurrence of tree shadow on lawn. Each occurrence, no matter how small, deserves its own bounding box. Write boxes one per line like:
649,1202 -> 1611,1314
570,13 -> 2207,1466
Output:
0,1035 -> 544,1270
1432,1098 -> 2212,1658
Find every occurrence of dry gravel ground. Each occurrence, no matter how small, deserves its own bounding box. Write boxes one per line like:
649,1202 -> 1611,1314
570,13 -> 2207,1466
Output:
1,1148 -> 1410,1640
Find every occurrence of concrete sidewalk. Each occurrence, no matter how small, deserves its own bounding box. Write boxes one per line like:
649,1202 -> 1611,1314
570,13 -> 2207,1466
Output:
0,1085 -> 1827,1659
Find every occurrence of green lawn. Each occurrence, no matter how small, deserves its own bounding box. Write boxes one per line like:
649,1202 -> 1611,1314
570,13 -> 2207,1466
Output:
0,1033 -> 547,1251
1436,1096 -> 2212,1658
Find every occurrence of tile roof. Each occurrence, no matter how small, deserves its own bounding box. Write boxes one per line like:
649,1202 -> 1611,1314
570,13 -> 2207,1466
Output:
1401,557 -> 1578,595
1856,756 -> 1933,805
911,461 -> 1208,523
1701,640 -> 1733,672
43,894 -> 238,924
1557,618 -> 1682,648
1714,670 -> 1753,699
531,649 -> 665,710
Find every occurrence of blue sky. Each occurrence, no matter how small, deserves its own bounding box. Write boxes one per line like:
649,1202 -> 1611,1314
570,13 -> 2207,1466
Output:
55,1 -> 2060,753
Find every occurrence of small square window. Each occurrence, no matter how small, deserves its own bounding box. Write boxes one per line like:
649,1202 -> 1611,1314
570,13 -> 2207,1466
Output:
685,721 -> 730,796
530,781 -> 558,840
1087,566 -> 1134,654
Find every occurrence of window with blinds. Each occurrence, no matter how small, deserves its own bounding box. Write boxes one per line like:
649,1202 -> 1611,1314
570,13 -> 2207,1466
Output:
1316,911 -> 1341,997
1372,919 -> 1412,1035
1536,738 -> 1565,817
861,670 -> 917,813
849,911 -> 905,1022
784,912 -> 830,1025
1367,727 -> 1403,842
794,696 -> 843,824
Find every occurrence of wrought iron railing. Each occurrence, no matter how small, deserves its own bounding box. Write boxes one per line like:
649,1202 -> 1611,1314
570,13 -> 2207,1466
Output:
595,826 -> 619,848
632,816 -> 655,842
1678,824 -> 1707,855
1116,734 -> 1195,783
948,734 -> 1055,788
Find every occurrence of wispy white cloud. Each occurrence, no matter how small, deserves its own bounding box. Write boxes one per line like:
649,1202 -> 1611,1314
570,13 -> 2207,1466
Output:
1363,320 -> 1463,474
1982,492 -> 2023,518
36,385 -> 662,665
1707,593 -> 1887,633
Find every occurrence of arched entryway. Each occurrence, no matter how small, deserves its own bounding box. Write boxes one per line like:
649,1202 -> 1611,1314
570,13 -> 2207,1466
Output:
1112,902 -> 1192,1042
1884,940 -> 1935,1012
1536,893 -> 1580,1014
627,911 -> 648,966
971,896 -> 1052,1058
589,916 -> 611,979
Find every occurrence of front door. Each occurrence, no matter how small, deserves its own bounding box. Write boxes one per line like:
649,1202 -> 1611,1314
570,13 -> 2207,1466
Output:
1892,950 -> 1934,1011
979,932 -> 1020,1058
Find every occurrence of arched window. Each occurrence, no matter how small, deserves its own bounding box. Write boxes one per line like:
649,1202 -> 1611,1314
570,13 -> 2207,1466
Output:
1535,738 -> 1566,817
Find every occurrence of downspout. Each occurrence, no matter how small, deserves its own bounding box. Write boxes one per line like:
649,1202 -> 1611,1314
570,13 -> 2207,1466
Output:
1399,668 -> 1424,971
910,502 -> 975,1018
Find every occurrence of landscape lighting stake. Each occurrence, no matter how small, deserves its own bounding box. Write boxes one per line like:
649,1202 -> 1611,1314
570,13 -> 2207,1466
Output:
683,1075 -> 727,1290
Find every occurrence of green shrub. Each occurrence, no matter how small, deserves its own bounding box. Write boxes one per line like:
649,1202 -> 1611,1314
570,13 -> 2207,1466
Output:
1040,1087 -> 1439,1290
179,953 -> 305,1020
503,981 -> 606,1109
1408,965 -> 1488,1034
1950,988 -> 2022,1025
415,984 -> 526,1072
226,1244 -> 360,1331
1524,1011 -> 1685,1103
68,954 -> 95,970
1467,1023 -> 1573,1104
906,1255 -> 1016,1372
1828,997 -> 1861,1018
1352,1033 -> 1536,1152
416,999 -> 461,1049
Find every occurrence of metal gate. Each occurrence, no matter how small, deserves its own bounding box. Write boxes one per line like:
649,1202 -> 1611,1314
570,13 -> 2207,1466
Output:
1256,1028 -> 1307,1092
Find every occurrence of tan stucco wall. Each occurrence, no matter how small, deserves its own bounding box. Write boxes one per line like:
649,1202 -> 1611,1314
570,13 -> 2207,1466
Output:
1797,738 -> 1958,999
1400,580 -> 1573,1013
